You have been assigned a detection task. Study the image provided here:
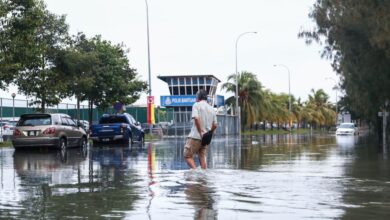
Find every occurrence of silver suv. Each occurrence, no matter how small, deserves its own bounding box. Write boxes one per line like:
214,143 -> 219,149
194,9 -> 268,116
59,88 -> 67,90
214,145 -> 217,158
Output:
12,113 -> 87,150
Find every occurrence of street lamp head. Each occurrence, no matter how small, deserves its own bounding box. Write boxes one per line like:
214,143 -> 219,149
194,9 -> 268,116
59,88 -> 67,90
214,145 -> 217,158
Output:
11,93 -> 16,99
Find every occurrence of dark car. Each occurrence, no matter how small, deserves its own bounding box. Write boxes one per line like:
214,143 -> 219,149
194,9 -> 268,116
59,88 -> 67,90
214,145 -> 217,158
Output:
89,113 -> 144,145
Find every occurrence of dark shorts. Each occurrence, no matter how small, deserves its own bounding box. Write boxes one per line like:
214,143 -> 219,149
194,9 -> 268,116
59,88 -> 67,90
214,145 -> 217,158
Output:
183,138 -> 208,158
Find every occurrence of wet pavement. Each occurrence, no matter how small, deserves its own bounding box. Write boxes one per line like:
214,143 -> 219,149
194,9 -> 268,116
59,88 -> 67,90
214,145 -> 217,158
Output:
0,134 -> 390,219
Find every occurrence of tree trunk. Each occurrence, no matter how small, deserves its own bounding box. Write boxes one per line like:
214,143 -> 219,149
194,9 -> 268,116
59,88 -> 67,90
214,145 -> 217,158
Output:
41,95 -> 45,113
76,98 -> 80,121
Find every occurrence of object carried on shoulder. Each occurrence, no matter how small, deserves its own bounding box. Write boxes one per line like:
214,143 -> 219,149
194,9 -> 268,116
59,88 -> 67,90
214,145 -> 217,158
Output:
201,130 -> 213,146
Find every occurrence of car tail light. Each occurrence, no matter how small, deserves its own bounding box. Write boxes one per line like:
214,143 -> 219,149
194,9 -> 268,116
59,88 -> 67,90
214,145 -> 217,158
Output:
120,123 -> 127,134
3,125 -> 9,129
43,127 -> 56,135
13,129 -> 22,136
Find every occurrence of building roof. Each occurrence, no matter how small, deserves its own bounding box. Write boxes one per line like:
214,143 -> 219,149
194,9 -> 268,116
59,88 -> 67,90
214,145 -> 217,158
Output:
157,74 -> 221,83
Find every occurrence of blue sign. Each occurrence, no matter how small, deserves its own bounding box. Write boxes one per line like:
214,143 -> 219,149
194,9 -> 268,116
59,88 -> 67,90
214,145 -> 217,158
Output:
216,95 -> 225,106
161,95 -> 196,107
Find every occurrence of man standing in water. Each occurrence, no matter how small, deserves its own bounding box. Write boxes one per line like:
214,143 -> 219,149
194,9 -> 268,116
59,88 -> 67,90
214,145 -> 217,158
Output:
184,89 -> 217,169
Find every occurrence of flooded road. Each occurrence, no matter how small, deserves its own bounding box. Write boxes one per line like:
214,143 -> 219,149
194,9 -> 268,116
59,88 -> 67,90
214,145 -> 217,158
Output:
1,134 -> 389,219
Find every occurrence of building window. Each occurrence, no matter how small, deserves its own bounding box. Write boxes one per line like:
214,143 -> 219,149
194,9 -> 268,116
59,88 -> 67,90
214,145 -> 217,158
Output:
179,77 -> 185,85
206,78 -> 212,84
173,78 -> 178,85
193,77 -> 198,84
186,77 -> 191,85
206,86 -> 211,94
193,87 -> 199,94
186,87 -> 192,95
199,77 -> 204,84
173,87 -> 179,95
179,87 -> 185,95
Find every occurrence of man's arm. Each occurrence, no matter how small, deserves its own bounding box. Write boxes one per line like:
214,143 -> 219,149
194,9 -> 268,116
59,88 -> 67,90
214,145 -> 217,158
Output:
211,121 -> 217,132
211,111 -> 217,133
193,117 -> 203,137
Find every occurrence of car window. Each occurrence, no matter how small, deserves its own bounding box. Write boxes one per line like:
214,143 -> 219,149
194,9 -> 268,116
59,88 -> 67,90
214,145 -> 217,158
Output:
52,115 -> 61,125
61,117 -> 69,126
100,116 -> 127,124
339,124 -> 354,129
0,122 -> 9,126
128,115 -> 135,124
18,115 -> 52,126
67,118 -> 76,126
9,121 -> 17,126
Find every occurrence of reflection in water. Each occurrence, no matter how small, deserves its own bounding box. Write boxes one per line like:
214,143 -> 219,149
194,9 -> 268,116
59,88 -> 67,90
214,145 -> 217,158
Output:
1,134 -> 390,219
383,136 -> 388,160
147,143 -> 155,220
339,136 -> 390,219
3,145 -> 142,219
184,171 -> 217,220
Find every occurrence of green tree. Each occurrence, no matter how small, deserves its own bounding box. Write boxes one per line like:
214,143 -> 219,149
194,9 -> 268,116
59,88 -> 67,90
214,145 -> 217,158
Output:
56,34 -> 147,123
221,71 -> 266,130
299,0 -> 390,129
0,0 -> 69,112
306,89 -> 336,128
291,97 -> 304,129
0,0 -> 18,89
267,93 -> 289,130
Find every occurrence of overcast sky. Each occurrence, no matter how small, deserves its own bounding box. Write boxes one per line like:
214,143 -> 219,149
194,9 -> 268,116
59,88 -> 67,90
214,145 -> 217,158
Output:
1,0 -> 341,106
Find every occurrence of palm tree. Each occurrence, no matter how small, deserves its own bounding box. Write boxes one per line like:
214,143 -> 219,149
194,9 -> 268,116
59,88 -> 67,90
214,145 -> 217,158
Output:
221,71 -> 266,130
306,89 -> 336,128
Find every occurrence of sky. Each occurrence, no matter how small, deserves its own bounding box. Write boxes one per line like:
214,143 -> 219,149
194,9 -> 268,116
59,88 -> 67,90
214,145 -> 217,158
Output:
1,0 -> 341,106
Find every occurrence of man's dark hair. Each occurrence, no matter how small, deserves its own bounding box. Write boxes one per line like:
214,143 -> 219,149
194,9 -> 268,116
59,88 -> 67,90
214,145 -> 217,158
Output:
196,89 -> 208,101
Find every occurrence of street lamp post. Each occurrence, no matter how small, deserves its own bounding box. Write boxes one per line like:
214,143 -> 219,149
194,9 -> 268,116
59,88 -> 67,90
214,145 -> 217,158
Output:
235,31 -> 257,135
273,64 -> 291,132
144,0 -> 154,133
325,77 -> 339,126
11,93 -> 16,121
145,0 -> 152,97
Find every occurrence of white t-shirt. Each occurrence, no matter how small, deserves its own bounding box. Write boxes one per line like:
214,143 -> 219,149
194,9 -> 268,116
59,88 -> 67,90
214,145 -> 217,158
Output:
188,100 -> 217,140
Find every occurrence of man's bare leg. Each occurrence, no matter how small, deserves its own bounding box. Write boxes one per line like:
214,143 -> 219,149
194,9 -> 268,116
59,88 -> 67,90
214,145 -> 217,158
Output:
199,156 -> 206,169
185,157 -> 197,169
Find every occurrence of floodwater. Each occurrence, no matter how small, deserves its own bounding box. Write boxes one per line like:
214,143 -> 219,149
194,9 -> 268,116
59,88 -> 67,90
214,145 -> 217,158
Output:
0,134 -> 389,220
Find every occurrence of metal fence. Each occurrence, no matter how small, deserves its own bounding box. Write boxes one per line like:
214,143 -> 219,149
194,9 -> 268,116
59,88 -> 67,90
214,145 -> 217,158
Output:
0,97 -> 175,124
161,111 -> 237,136
0,97 -> 237,136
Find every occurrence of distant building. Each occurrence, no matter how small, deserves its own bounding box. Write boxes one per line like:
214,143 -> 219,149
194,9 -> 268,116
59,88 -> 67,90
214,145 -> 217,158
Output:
158,75 -> 225,123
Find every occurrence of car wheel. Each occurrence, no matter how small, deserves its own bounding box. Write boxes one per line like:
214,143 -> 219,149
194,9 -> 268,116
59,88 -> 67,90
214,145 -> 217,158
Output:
58,138 -> 67,150
79,137 -> 87,148
128,136 -> 133,144
59,148 -> 68,163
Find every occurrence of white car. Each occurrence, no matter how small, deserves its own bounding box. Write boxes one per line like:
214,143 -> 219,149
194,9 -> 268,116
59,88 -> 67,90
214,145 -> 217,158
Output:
336,123 -> 359,135
78,120 -> 90,132
0,121 -> 13,136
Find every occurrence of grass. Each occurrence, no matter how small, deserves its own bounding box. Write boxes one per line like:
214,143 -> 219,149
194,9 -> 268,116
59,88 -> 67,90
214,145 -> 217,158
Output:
145,133 -> 163,141
0,140 -> 12,147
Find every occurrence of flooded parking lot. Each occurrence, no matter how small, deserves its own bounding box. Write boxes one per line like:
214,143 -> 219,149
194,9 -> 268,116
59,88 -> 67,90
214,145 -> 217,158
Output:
1,134 -> 389,219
